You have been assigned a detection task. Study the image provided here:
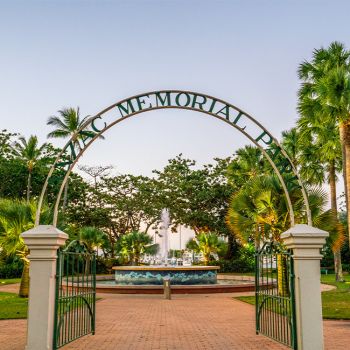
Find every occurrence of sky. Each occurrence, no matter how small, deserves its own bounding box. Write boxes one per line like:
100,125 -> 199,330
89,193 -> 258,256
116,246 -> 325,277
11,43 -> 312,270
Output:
1,0 -> 349,180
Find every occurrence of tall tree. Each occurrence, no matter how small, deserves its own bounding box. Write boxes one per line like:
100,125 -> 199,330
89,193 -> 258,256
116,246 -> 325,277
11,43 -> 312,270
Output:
47,107 -> 96,208
297,116 -> 345,280
12,135 -> 46,202
298,41 -> 350,250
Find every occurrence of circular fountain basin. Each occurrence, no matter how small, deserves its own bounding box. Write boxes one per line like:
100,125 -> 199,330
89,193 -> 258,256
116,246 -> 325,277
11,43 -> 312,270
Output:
95,273 -> 260,294
112,265 -> 220,285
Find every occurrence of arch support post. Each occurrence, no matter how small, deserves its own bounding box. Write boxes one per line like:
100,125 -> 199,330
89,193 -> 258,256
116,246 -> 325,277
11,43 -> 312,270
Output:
21,225 -> 68,350
281,224 -> 328,350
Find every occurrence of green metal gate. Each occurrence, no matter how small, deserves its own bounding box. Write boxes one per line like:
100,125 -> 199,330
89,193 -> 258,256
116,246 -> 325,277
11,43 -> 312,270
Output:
255,241 -> 297,349
53,245 -> 96,350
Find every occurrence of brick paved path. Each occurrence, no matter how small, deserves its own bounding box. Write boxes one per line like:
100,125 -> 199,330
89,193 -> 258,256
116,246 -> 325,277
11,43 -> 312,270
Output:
1,292 -> 349,350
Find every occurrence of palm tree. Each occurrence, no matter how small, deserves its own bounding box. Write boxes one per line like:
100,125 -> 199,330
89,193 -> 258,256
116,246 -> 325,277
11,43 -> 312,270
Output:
116,231 -> 159,265
0,199 -> 51,297
298,41 -> 350,249
226,175 -> 336,247
297,116 -> 345,280
12,135 -> 46,202
281,128 -> 301,167
79,226 -> 107,255
186,232 -> 227,265
47,107 -> 98,208
227,145 -> 266,186
47,107 -> 99,147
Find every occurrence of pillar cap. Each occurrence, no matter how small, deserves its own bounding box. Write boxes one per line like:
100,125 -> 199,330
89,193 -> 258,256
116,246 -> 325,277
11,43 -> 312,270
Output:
281,224 -> 328,251
21,225 -> 68,249
281,224 -> 328,238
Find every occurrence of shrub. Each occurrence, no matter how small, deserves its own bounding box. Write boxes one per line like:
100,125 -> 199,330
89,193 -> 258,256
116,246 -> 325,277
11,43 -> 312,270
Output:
0,258 -> 23,278
96,257 -> 119,274
208,244 -> 255,273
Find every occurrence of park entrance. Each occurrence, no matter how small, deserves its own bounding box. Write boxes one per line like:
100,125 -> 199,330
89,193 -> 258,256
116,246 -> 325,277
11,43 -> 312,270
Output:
22,90 -> 328,350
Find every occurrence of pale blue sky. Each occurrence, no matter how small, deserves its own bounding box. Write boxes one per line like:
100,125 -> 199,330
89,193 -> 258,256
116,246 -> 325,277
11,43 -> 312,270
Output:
1,0 -> 349,176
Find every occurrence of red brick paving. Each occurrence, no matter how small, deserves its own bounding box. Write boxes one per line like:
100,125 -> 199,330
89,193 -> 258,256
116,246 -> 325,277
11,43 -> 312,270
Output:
0,291 -> 349,350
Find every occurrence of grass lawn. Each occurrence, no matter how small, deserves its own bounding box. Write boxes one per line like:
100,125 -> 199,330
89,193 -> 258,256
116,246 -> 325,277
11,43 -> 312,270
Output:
0,292 -> 28,319
235,274 -> 350,320
0,278 -> 21,285
0,277 -> 102,319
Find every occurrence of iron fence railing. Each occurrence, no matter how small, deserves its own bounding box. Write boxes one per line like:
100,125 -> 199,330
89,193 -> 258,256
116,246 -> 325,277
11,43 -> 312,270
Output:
255,241 -> 297,349
53,250 -> 96,350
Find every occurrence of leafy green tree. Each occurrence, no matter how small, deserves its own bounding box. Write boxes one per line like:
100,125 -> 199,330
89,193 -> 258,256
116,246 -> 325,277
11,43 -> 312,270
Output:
116,231 -> 158,265
155,155 -> 234,234
0,199 -> 51,297
186,232 -> 227,265
12,135 -> 47,202
64,173 -> 163,257
0,130 -> 17,159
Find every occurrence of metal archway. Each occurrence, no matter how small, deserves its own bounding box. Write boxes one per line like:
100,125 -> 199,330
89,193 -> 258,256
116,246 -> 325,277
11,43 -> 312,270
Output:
35,90 -> 311,227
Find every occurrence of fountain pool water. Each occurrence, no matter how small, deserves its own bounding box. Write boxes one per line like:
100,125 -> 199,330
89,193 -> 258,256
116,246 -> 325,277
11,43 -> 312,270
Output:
112,265 -> 220,285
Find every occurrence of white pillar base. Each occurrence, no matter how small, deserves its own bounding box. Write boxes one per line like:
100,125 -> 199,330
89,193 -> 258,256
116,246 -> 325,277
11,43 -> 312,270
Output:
22,225 -> 68,350
281,224 -> 328,350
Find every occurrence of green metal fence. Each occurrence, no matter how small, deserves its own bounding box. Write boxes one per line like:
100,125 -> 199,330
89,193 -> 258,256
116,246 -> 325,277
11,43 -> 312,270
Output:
53,249 -> 96,350
255,241 -> 297,349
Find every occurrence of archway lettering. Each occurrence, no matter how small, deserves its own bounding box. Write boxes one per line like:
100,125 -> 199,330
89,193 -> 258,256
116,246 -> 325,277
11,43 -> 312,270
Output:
37,90 -> 311,227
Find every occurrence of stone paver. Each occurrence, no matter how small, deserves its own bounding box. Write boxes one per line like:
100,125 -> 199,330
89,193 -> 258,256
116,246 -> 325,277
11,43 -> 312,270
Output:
0,290 -> 349,350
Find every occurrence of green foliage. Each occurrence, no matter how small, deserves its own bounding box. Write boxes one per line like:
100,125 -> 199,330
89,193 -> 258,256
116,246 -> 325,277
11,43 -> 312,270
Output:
78,226 -> 108,254
186,232 -> 227,265
0,257 -> 23,278
116,231 -> 159,265
208,244 -> 255,273
155,155 -> 234,236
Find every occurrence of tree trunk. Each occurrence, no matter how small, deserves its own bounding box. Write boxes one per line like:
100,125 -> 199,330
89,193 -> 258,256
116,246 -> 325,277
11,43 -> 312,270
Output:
19,262 -> 30,298
329,160 -> 344,282
339,122 -> 350,251
62,178 -> 69,211
26,171 -> 32,202
225,234 -> 237,259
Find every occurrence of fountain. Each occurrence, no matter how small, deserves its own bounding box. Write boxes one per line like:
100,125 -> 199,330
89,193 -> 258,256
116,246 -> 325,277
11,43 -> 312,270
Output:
159,208 -> 170,265
112,208 -> 220,285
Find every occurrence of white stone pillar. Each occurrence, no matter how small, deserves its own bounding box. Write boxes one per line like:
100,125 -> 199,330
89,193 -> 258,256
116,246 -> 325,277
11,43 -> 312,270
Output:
21,225 -> 68,350
281,224 -> 328,350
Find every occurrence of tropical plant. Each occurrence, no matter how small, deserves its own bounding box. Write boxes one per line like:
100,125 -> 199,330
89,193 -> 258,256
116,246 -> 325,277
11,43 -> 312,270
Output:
0,199 -> 51,297
226,174 -> 337,248
298,41 -> 350,251
79,226 -> 107,256
186,232 -> 227,265
116,231 -> 158,265
227,145 -> 266,187
47,107 -> 99,208
12,135 -> 47,202
297,116 -> 345,280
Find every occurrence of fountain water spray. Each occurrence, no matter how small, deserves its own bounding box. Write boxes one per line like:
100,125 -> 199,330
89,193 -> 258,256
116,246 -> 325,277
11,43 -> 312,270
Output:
159,208 -> 170,264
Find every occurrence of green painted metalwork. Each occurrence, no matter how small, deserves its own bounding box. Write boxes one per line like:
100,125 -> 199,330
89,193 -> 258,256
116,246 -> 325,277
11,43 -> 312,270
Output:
53,246 -> 96,350
35,90 -> 312,228
255,241 -> 297,349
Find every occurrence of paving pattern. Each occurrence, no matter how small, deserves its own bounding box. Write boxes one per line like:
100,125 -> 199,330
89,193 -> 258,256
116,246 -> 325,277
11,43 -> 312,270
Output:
1,285 -> 349,350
